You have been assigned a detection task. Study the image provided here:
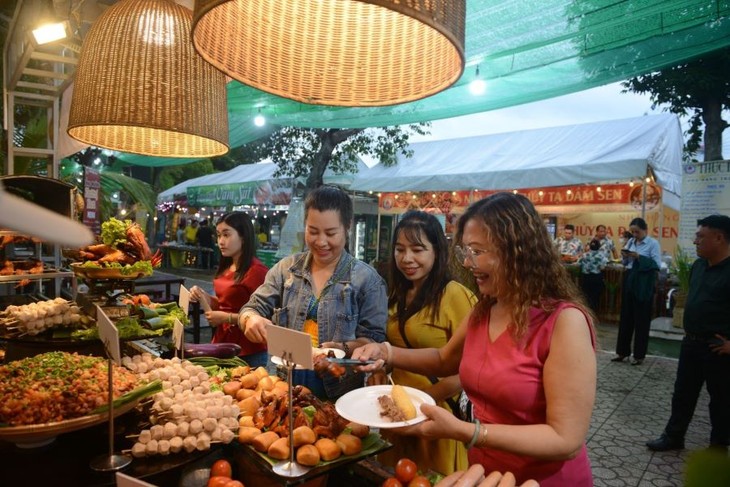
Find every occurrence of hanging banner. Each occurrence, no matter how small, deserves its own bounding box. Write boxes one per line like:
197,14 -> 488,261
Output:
187,179 -> 293,207
677,160 -> 730,258
83,166 -> 101,234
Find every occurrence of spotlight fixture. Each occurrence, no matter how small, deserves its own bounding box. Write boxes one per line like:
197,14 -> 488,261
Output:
254,110 -> 266,127
469,65 -> 486,96
32,21 -> 70,45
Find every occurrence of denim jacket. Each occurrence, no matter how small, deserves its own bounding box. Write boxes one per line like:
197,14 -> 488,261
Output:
241,250 -> 387,343
240,251 -> 387,399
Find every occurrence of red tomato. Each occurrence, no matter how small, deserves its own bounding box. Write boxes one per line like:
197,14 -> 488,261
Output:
225,481 -> 245,487
208,476 -> 231,487
210,460 -> 233,478
382,478 -> 404,487
395,458 -> 418,484
408,476 -> 431,487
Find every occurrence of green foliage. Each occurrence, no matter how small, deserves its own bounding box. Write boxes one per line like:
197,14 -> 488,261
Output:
671,246 -> 694,293
100,217 -> 132,247
255,123 -> 430,189
685,448 -> 730,487
622,48 -> 730,161
100,171 -> 157,218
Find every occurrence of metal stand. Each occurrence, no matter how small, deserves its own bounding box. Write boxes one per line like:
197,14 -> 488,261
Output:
89,356 -> 132,472
272,351 -> 310,478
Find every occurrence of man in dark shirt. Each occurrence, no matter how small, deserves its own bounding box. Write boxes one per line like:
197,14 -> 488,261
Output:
647,214 -> 730,452
195,219 -> 216,269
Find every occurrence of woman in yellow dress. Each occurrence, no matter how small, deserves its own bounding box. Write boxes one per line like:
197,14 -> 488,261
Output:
376,211 -> 477,475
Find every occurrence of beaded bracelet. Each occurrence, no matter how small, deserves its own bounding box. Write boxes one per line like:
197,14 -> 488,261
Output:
464,419 -> 481,449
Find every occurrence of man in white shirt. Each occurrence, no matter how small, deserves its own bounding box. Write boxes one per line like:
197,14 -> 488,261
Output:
588,224 -> 618,260
555,224 -> 583,262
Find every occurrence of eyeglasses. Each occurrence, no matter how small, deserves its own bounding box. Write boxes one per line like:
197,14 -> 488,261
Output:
454,245 -> 491,266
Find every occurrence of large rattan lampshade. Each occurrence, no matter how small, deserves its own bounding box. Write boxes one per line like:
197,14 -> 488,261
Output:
68,0 -> 229,157
191,0 -> 465,107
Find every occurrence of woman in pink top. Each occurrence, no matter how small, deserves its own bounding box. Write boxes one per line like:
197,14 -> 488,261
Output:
353,193 -> 596,486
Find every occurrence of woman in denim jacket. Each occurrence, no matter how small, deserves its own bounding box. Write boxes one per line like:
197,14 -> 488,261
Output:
238,186 -> 387,399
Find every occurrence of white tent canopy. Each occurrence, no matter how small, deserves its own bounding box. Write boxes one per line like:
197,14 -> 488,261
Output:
158,159 -> 369,203
350,114 -> 684,196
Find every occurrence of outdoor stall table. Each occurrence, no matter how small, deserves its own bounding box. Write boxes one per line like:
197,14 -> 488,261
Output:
132,272 -> 186,302
157,243 -> 215,270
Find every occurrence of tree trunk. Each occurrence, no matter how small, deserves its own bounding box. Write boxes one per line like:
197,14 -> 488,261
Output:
702,97 -> 727,162
306,135 -> 335,190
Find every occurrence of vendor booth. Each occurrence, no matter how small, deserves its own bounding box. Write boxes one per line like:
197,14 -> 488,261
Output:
156,161 -> 374,269
351,114 -> 684,322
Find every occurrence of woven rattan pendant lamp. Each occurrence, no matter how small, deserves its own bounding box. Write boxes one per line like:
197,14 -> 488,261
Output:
191,0 -> 466,107
68,0 -> 229,157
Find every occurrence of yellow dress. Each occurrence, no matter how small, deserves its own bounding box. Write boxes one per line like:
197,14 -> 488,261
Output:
378,280 -> 477,475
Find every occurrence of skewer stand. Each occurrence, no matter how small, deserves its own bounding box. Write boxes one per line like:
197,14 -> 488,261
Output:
272,351 -> 310,478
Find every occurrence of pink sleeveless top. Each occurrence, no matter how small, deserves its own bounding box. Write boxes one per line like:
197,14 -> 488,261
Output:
460,301 -> 594,486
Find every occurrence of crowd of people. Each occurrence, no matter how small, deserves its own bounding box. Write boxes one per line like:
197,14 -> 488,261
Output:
176,187 -> 726,484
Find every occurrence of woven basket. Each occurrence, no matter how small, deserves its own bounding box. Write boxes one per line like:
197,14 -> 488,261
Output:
192,0 -> 465,107
68,0 -> 229,157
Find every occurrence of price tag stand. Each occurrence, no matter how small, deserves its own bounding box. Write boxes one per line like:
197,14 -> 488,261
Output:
271,351 -> 310,478
89,355 -> 132,471
90,306 -> 132,472
266,325 -> 315,478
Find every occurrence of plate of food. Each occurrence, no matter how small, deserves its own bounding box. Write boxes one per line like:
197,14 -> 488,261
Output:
270,347 -> 345,369
70,262 -> 152,280
0,398 -> 140,448
335,384 -> 435,429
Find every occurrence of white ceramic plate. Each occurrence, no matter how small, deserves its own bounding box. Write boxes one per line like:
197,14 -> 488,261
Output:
335,385 -> 435,429
270,347 -> 345,369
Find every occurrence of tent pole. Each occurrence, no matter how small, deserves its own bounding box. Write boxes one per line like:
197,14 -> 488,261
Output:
641,177 -> 647,220
375,211 -> 381,262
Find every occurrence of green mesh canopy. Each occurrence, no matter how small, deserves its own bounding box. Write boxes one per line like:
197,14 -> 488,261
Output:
119,0 -> 730,167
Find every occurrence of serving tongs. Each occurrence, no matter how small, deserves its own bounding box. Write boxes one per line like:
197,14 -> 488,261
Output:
326,357 -> 377,366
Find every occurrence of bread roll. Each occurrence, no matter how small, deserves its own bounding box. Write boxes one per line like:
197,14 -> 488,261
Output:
238,395 -> 261,417
296,444 -> 321,466
253,366 -> 269,379
346,422 -> 370,438
256,376 -> 274,391
392,385 -> 417,420
267,437 -> 290,460
238,426 -> 262,444
236,388 -> 257,401
292,426 -> 316,447
241,372 -> 259,389
315,438 -> 341,461
335,433 -> 362,456
238,415 -> 255,428
252,431 -> 279,452
222,381 -> 242,397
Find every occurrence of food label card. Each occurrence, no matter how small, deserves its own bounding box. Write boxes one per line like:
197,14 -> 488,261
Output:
172,318 -> 184,352
96,305 -> 121,365
178,284 -> 190,315
199,294 -> 212,312
266,324 -> 314,370
116,472 -> 157,487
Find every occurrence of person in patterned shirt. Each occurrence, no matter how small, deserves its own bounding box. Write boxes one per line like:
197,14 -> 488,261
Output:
555,224 -> 583,262
579,239 -> 609,313
588,224 -> 617,260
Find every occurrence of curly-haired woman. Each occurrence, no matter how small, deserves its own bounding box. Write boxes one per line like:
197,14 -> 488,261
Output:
353,192 -> 596,486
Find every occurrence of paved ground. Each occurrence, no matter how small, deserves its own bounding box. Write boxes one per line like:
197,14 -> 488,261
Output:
155,268 -> 724,486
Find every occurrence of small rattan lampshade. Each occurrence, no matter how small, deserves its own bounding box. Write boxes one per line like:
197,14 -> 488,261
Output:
68,0 -> 229,157
191,0 -> 465,107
